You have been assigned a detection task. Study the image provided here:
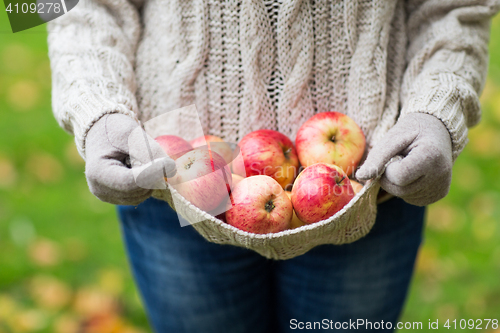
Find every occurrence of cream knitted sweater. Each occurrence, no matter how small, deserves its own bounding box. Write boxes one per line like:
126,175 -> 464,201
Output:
47,0 -> 499,161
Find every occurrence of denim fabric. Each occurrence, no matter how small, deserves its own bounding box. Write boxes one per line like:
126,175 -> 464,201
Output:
117,196 -> 425,333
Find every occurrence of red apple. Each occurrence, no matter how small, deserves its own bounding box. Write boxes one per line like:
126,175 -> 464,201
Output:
155,135 -> 193,160
231,173 -> 244,190
295,112 -> 366,176
168,149 -> 231,212
226,175 -> 292,234
285,191 -> 306,229
190,135 -> 233,167
291,163 -> 354,224
233,129 -> 299,190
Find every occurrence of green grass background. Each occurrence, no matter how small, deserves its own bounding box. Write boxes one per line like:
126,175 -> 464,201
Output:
1,9 -> 500,333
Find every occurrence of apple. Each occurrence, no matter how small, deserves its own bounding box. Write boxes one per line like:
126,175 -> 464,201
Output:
291,163 -> 354,224
231,173 -> 244,190
168,149 -> 231,212
233,129 -> 299,190
190,135 -> 234,167
285,191 -> 306,229
155,135 -> 193,160
226,175 -> 292,234
350,179 -> 363,194
295,112 -> 366,176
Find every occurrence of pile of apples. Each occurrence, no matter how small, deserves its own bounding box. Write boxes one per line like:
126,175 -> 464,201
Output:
155,112 -> 366,234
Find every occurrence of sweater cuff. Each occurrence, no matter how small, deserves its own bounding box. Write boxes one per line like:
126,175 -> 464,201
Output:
67,91 -> 138,159
400,77 -> 481,162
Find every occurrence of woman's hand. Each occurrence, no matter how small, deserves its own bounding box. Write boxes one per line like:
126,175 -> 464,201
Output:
85,114 -> 176,205
356,113 -> 453,207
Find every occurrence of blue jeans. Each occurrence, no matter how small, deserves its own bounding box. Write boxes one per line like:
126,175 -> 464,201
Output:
117,197 -> 425,333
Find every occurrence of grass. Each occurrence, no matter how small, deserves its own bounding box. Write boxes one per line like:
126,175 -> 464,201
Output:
1,9 -> 500,333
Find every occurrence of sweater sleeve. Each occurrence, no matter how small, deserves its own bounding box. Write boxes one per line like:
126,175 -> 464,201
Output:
401,0 -> 500,161
47,0 -> 145,159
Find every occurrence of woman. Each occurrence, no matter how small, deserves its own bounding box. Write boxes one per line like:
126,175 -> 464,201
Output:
47,0 -> 499,331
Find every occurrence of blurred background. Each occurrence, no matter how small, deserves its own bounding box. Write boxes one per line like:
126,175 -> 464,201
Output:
1,9 -> 500,333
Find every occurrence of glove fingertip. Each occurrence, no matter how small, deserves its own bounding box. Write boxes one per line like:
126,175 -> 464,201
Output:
355,168 -> 374,181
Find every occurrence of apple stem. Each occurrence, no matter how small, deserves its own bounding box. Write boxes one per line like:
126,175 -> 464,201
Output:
265,200 -> 275,213
337,175 -> 346,185
185,159 -> 194,169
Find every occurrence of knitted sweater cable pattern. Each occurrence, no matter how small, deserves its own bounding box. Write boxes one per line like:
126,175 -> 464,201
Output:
47,0 -> 499,161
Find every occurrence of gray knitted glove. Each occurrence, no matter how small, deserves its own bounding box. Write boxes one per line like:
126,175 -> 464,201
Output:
85,113 -> 176,205
356,113 -> 453,207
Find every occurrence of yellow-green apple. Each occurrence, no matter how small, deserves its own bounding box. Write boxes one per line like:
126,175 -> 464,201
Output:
350,179 -> 363,194
168,149 -> 231,212
291,163 -> 354,224
226,175 -> 292,234
233,129 -> 299,190
155,135 -> 193,160
190,135 -> 233,167
285,191 -> 306,229
295,112 -> 366,176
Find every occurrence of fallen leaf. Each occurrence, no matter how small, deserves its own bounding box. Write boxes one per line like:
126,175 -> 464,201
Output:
468,125 -> 500,158
7,80 -> 40,111
98,269 -> 124,296
81,313 -> 126,333
25,152 -> 64,184
427,203 -> 465,232
435,303 -> 458,322
28,238 -> 61,267
0,157 -> 17,188
53,314 -> 79,333
73,288 -> 118,317
468,191 -> 499,218
415,245 -> 439,275
30,275 -> 72,310
10,309 -> 48,332
0,295 -> 17,320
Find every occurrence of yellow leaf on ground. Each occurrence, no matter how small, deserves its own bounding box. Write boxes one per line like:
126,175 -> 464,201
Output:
0,295 -> 18,320
427,203 -> 465,232
415,245 -> 438,275
25,152 -> 63,184
98,269 -> 124,296
7,80 -> 40,111
10,310 -> 48,332
30,275 -> 72,310
28,238 -> 61,267
0,157 -> 17,189
73,288 -> 118,317
53,314 -> 79,333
